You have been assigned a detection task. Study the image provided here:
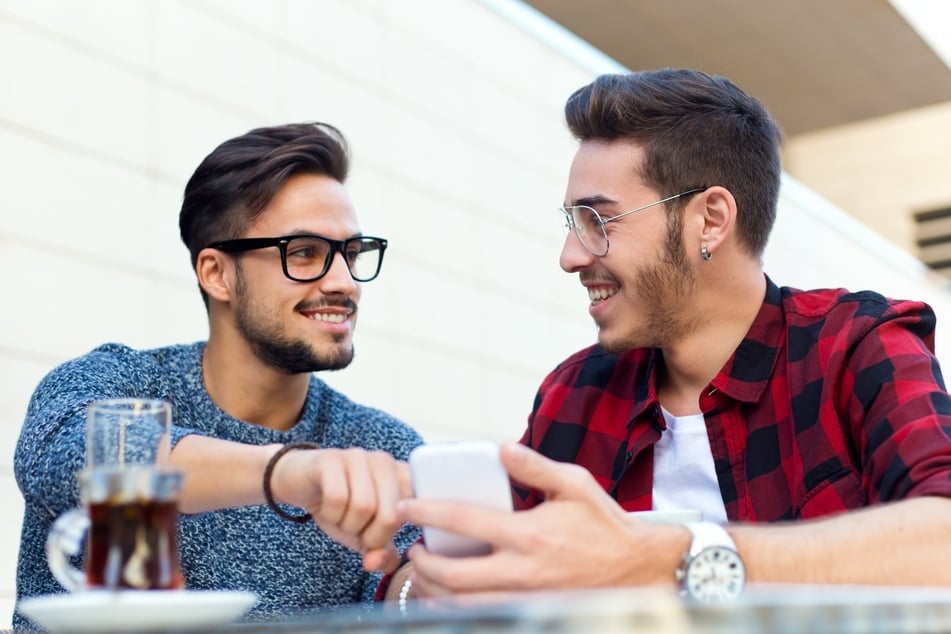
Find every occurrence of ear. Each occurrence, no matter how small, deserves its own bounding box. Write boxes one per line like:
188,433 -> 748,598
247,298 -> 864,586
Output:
695,186 -> 737,254
196,248 -> 234,304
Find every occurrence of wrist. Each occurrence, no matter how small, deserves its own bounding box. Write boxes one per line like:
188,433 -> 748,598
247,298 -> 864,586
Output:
263,442 -> 320,523
661,524 -> 694,584
677,521 -> 746,602
627,519 -> 693,586
382,562 -> 414,603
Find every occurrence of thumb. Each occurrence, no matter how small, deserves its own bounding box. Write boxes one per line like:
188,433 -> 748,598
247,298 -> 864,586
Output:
499,442 -> 592,500
362,543 -> 402,573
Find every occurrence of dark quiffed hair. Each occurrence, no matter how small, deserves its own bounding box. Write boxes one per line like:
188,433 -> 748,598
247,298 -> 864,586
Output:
179,121 -> 350,301
565,69 -> 783,257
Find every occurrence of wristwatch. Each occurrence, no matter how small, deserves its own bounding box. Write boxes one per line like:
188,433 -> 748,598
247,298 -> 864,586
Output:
676,521 -> 746,603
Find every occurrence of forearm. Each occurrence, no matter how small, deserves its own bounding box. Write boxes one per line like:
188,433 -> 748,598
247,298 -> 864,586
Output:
730,496 -> 951,585
170,434 -> 282,514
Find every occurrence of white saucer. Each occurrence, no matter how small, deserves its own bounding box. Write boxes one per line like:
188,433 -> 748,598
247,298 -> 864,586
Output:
18,589 -> 258,633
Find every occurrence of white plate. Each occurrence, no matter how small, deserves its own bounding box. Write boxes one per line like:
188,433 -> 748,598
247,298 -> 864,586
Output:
18,589 -> 258,633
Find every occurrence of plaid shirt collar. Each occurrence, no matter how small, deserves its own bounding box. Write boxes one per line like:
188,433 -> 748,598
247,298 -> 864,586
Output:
711,275 -> 785,403
631,275 -> 785,427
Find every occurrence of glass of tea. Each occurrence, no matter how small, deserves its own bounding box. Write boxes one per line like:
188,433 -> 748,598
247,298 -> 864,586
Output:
86,398 -> 173,468
46,398 -> 185,592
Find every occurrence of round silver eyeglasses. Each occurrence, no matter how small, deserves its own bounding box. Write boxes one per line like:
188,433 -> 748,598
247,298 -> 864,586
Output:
559,187 -> 705,256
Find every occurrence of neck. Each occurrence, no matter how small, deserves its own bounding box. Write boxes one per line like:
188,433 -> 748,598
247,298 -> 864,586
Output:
202,330 -> 311,432
657,261 -> 766,416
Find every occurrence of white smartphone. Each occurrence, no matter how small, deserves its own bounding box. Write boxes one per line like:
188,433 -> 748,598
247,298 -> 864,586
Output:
408,441 -> 513,557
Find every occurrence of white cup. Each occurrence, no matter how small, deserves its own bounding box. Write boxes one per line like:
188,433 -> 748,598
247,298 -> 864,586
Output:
629,509 -> 702,524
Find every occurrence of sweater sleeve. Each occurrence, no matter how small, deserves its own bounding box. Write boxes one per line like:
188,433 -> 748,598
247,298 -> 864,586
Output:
14,344 -> 193,518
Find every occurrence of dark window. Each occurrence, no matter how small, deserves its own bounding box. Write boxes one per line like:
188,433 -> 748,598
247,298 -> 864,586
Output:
914,206 -> 951,276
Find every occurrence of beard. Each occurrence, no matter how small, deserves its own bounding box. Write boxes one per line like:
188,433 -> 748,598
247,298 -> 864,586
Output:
599,210 -> 699,353
233,267 -> 355,374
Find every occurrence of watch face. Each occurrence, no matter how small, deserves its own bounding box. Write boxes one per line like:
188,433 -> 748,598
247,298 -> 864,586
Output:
683,546 -> 745,603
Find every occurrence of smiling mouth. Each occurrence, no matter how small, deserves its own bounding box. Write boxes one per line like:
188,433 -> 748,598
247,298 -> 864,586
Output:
305,312 -> 349,324
588,287 -> 618,304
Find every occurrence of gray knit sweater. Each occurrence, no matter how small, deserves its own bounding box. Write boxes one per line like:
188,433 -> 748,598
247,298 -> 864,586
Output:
14,342 -> 423,630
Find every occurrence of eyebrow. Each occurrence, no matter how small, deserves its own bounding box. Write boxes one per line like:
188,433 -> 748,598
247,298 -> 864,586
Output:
284,229 -> 365,239
566,195 -> 616,208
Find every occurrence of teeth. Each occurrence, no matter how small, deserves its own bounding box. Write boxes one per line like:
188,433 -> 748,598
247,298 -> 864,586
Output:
310,313 -> 347,323
588,287 -> 617,302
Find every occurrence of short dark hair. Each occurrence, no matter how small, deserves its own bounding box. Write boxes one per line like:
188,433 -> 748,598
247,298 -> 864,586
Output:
565,69 -> 783,256
179,121 -> 350,303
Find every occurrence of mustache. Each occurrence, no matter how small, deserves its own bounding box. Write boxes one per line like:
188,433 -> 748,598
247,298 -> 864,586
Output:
579,274 -> 618,286
295,297 -> 358,312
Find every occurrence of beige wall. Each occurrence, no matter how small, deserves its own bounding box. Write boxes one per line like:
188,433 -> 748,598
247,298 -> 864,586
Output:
784,101 -> 951,256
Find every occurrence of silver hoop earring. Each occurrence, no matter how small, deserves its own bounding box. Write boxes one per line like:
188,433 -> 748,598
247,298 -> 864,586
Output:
701,245 -> 712,261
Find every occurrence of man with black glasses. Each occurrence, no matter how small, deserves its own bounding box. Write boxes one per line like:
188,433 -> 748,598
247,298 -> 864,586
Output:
398,69 -> 951,602
15,122 -> 423,628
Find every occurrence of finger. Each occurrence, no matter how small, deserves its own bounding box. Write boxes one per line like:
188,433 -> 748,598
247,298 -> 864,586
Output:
398,498 -> 521,550
407,541 -> 517,594
311,521 -> 364,555
499,442 -> 593,500
336,451 -> 378,537
409,573 -> 454,599
404,544 -> 454,597
362,543 -> 401,573
359,453 -> 403,549
313,451 -> 349,525
396,461 -> 414,499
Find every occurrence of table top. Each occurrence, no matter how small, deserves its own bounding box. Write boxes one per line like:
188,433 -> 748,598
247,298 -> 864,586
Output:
223,584 -> 951,634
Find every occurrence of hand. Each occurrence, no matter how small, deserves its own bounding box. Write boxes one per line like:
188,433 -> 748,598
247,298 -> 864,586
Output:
271,447 -> 413,573
398,443 -> 689,596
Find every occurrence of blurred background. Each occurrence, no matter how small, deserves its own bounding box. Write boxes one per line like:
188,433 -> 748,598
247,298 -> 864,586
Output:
2,0 -> 950,624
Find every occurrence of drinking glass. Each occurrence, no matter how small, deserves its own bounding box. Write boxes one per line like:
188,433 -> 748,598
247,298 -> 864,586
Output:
46,398 -> 184,591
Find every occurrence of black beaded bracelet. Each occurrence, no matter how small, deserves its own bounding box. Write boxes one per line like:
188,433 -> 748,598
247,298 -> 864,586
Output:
263,441 -> 320,523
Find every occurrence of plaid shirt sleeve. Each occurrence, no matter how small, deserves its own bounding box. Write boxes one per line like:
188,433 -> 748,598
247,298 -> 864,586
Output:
831,294 -> 951,502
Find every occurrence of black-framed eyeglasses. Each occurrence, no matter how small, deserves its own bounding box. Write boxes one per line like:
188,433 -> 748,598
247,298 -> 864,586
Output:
208,234 -> 388,282
559,187 -> 706,256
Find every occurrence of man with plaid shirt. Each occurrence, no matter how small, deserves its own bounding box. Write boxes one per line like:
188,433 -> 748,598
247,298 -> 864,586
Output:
398,69 -> 951,598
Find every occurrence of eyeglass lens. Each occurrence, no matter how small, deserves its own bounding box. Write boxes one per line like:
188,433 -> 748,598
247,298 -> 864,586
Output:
569,207 -> 607,255
285,236 -> 383,282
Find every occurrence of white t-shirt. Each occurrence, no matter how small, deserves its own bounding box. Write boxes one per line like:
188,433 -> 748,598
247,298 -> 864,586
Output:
651,407 -> 728,524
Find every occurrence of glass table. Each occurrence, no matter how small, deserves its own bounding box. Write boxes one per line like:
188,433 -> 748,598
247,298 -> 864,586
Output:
223,584 -> 951,634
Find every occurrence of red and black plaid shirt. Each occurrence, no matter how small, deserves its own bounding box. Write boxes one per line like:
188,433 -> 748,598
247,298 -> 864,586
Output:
517,276 -> 951,521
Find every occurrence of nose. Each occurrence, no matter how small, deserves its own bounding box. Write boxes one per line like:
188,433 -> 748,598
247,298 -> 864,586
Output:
559,229 -> 595,273
319,251 -> 360,293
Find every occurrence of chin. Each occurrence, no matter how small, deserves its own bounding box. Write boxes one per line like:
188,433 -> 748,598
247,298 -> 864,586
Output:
322,346 -> 355,371
597,327 -> 648,354
596,332 -> 626,354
